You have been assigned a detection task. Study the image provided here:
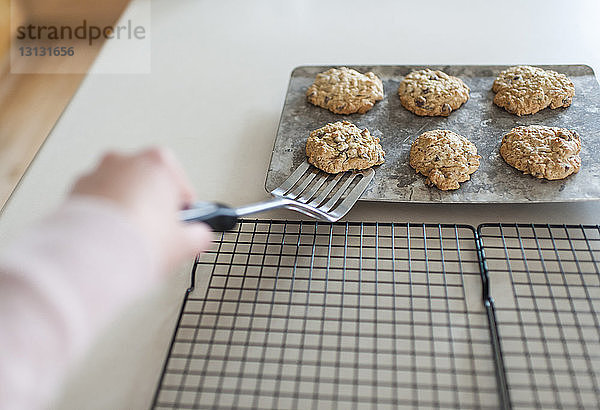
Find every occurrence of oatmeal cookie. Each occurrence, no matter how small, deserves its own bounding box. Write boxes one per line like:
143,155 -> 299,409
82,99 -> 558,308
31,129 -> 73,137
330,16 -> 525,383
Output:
306,67 -> 384,115
306,121 -> 385,174
398,69 -> 470,116
492,66 -> 575,116
500,125 -> 581,180
409,130 -> 480,190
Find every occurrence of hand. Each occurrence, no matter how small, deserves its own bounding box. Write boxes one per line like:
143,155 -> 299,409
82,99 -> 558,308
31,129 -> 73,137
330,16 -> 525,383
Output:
71,147 -> 213,273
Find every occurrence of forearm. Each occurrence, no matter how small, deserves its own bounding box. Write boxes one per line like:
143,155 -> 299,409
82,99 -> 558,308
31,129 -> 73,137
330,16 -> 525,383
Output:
0,196 -> 160,409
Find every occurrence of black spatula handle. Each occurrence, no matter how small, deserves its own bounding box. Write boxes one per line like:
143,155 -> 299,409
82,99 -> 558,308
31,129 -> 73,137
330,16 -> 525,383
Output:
180,202 -> 238,231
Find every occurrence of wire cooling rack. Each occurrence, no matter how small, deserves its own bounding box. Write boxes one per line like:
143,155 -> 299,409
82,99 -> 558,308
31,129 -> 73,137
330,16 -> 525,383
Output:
151,221 -> 600,409
479,224 -> 600,409
152,220 -> 498,409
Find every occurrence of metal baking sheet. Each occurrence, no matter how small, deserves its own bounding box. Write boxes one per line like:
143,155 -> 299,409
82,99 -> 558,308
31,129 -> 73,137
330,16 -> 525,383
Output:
265,65 -> 600,203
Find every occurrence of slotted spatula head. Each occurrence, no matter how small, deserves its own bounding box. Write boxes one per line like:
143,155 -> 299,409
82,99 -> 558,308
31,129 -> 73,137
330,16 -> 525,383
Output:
181,160 -> 376,230
270,160 -> 375,222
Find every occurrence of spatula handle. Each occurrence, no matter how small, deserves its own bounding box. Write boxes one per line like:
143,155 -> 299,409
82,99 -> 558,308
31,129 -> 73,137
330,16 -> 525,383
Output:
180,202 -> 238,231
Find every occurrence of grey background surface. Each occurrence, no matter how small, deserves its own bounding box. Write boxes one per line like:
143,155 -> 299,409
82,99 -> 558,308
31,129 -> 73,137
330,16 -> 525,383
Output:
266,65 -> 600,203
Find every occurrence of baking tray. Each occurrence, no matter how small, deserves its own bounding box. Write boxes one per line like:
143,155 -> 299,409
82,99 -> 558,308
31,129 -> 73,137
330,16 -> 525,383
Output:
265,65 -> 600,203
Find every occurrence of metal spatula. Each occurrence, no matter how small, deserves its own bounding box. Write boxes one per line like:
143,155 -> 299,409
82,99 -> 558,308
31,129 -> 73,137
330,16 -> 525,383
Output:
180,160 -> 375,231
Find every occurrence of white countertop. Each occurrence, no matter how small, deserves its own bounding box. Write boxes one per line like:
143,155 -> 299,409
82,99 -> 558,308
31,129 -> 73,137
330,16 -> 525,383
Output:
1,0 -> 599,408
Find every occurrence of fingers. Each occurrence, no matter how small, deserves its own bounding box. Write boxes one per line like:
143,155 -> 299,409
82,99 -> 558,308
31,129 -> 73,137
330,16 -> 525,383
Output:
139,147 -> 197,206
176,222 -> 214,263
78,147 -> 197,210
71,146 -> 212,274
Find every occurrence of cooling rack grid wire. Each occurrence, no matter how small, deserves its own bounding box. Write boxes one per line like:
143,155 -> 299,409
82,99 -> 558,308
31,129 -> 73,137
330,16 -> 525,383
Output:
152,220 -> 499,409
479,224 -> 600,409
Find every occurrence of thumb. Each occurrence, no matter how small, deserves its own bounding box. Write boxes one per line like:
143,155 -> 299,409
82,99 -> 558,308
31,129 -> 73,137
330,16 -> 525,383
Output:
179,222 -> 214,260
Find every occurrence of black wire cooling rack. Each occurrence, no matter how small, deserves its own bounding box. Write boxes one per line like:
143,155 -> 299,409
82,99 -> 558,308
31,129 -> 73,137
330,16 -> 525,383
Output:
479,224 -> 600,409
151,221 -> 600,410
